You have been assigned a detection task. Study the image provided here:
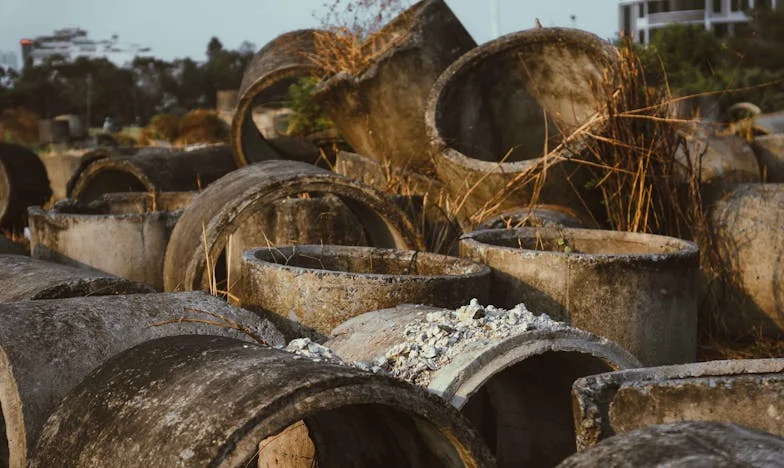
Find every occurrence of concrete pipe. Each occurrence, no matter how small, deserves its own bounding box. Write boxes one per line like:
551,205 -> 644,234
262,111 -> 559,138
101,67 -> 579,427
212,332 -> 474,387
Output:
0,254 -> 153,301
459,228 -> 699,366
751,134 -> 784,182
231,30 -> 328,167
559,421 -> 784,467
475,205 -> 589,230
327,304 -> 640,467
69,144 -> 237,203
314,0 -> 476,172
32,335 -> 493,467
335,150 -> 443,199
38,149 -> 91,201
0,236 -> 26,255
0,142 -> 52,231
707,184 -> 784,337
239,245 -> 490,339
426,28 -> 618,217
0,291 -> 283,467
163,160 -> 422,292
63,147 -> 138,199
28,192 -> 194,290
571,359 -> 784,451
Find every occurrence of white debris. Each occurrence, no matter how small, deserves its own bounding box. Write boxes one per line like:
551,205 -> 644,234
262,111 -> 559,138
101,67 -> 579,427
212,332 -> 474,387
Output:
284,338 -> 345,365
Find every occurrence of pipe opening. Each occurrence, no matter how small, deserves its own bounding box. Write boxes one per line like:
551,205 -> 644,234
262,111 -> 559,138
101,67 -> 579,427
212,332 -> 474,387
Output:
76,169 -> 147,203
0,408 -> 7,467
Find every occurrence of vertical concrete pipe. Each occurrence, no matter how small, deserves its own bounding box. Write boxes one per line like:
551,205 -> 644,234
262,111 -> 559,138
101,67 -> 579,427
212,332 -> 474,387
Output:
0,291 -> 283,467
163,160 -> 423,293
558,421 -> 784,468
32,335 -> 494,467
327,304 -> 640,467
0,254 -> 154,301
0,142 -> 52,231
751,134 -> 784,182
28,192 -> 194,290
425,28 -> 617,218
239,245 -> 490,339
571,359 -> 784,451
69,144 -> 237,203
459,227 -> 700,366
314,0 -> 477,172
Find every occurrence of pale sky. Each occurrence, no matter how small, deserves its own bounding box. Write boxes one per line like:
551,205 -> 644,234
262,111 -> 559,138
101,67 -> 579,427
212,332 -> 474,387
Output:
0,0 -> 620,63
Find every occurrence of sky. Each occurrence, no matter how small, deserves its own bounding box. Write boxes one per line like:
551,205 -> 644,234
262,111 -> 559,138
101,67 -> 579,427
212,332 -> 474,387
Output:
0,0 -> 621,64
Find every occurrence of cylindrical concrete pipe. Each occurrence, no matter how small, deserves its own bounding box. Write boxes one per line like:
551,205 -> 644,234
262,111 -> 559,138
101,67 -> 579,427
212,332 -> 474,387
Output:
163,160 -> 422,292
69,144 -> 237,202
459,227 -> 699,366
475,205 -> 589,230
0,254 -> 154,301
558,421 -> 784,468
0,291 -> 283,467
314,0 -> 476,172
32,335 -> 493,467
38,149 -> 91,201
571,359 -> 784,450
28,192 -> 194,290
231,30 -> 327,166
0,236 -> 26,255
0,142 -> 52,231
751,134 -> 784,182
326,303 -> 640,467
335,150 -> 444,199
64,147 -> 138,198
708,184 -> 784,337
239,245 -> 490,339
426,28 -> 617,217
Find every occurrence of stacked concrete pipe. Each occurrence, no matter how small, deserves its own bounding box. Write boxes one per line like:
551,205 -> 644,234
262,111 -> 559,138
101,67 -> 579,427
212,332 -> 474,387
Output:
239,245 -> 490,339
751,134 -> 784,182
426,28 -> 618,217
314,0 -> 477,172
460,227 -> 700,366
32,335 -> 493,467
0,292 -> 283,467
326,304 -> 640,467
69,144 -> 237,202
571,359 -> 784,451
0,142 -> 52,231
28,192 -> 194,290
163,160 -> 423,292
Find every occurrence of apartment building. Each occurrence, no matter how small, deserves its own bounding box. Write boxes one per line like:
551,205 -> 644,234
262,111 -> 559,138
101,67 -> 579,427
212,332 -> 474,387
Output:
20,28 -> 152,68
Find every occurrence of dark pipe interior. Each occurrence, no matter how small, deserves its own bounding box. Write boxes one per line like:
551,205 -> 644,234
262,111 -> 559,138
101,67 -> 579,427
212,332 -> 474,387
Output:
76,170 -> 147,203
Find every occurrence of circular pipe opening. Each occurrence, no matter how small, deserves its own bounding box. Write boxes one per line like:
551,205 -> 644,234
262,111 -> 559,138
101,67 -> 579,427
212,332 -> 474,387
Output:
74,169 -> 148,203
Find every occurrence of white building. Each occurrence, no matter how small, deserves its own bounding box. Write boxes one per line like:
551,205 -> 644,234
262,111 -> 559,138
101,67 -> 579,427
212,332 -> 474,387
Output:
619,0 -> 781,44
0,51 -> 19,70
21,28 -> 152,68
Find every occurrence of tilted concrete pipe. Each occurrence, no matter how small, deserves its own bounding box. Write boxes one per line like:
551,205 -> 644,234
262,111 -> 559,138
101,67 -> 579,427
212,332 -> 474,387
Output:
0,291 -> 283,467
0,254 -> 153,301
460,227 -> 700,366
327,304 -> 640,467
163,160 -> 422,292
751,134 -> 784,182
28,192 -> 194,290
571,359 -> 784,450
0,142 -> 52,231
32,335 -> 493,467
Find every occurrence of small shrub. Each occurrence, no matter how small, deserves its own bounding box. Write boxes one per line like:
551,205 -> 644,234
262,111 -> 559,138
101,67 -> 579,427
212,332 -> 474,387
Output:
0,108 -> 39,146
176,109 -> 230,145
284,77 -> 334,136
138,114 -> 181,146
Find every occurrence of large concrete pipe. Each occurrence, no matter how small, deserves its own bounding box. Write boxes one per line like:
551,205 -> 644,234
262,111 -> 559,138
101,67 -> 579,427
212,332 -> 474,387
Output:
0,235 -> 26,255
0,291 -> 283,467
571,359 -> 784,451
63,147 -> 138,199
0,142 -> 52,231
163,160 -> 422,292
28,192 -> 194,290
335,150 -> 443,199
0,254 -> 153,301
69,144 -> 237,202
460,228 -> 699,366
327,303 -> 640,467
752,134 -> 784,182
314,0 -> 476,172
240,245 -> 490,339
38,149 -> 90,201
426,28 -> 617,217
32,335 -> 493,467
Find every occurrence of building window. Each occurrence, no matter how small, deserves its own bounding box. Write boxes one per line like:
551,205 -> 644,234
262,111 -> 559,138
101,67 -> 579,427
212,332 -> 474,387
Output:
713,0 -> 722,12
623,5 -> 632,37
639,30 -> 646,44
731,0 -> 751,10
756,0 -> 772,8
639,3 -> 645,17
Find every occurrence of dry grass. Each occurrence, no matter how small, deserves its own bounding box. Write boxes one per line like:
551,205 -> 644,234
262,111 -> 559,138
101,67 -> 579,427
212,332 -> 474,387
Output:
699,332 -> 784,361
0,107 -> 39,146
176,109 -> 230,146
138,114 -> 180,146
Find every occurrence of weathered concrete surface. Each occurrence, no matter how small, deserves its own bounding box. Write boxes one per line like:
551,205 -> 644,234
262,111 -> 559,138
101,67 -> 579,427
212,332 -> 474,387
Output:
32,335 -> 493,468
232,30 -> 326,166
240,246 -> 489,338
0,235 -> 26,255
335,150 -> 443,199
571,359 -> 784,451
426,28 -> 617,216
475,205 -> 590,230
64,147 -> 138,198
216,89 -> 237,126
163,160 -> 422,292
0,254 -> 154,301
69,144 -> 237,202
0,292 -> 283,467
0,142 -> 52,231
315,0 -> 476,172
752,134 -> 784,182
328,304 -> 640,467
559,421 -> 784,467
708,184 -> 784,336
28,192 -> 194,290
460,228 -> 699,366
38,149 -> 89,201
